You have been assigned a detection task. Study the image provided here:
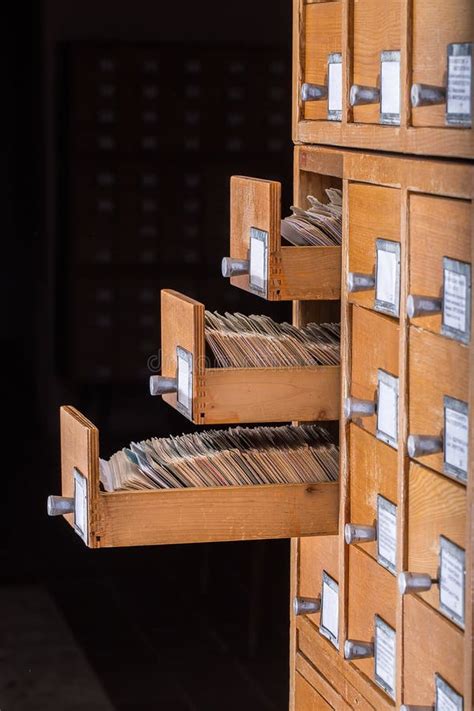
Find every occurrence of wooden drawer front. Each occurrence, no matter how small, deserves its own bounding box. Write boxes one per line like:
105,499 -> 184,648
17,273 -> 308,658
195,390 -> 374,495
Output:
349,424 -> 398,567
348,183 -> 401,316
351,306 -> 400,440
294,669 -> 333,710
407,461 -> 466,618
352,0 -> 401,126
403,595 -> 464,707
409,193 -> 471,343
54,406 -> 339,549
347,546 -> 397,705
411,0 -> 473,129
408,326 -> 469,481
299,535 -> 339,602
304,1 -> 342,122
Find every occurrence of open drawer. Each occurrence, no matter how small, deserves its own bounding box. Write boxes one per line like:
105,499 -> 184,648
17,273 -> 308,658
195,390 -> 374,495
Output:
48,405 -> 339,548
222,167 -> 342,302
152,289 -> 341,425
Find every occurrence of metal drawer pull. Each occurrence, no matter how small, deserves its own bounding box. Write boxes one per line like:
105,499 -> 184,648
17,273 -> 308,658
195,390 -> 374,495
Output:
293,596 -> 321,616
149,376 -> 177,396
47,496 -> 75,516
344,523 -> 376,545
398,571 -> 437,595
407,294 -> 442,318
347,272 -> 376,293
344,639 -> 374,660
407,434 -> 443,458
411,83 -> 446,107
221,257 -> 250,277
301,83 -> 328,102
349,84 -> 380,106
344,397 -> 376,420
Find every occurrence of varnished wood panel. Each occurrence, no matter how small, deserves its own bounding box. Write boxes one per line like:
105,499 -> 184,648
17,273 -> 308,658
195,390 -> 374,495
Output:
304,1 -> 342,121
299,535 -> 339,603
294,668 -> 334,710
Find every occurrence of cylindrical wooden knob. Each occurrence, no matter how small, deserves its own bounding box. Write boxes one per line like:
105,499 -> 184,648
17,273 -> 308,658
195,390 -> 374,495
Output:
411,83 -> 446,108
349,84 -> 380,106
47,496 -> 75,516
221,257 -> 249,278
301,83 -> 328,101
406,294 -> 442,319
398,572 -> 435,595
407,434 -> 443,459
344,639 -> 374,660
149,376 -> 177,396
347,272 -> 376,293
293,596 -> 321,616
345,523 -> 376,545
344,397 -> 376,420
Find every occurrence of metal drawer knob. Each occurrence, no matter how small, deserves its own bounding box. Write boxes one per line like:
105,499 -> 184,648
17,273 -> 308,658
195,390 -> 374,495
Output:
407,294 -> 442,319
47,496 -> 74,516
344,397 -> 376,420
411,83 -> 446,108
344,639 -> 374,660
349,84 -> 380,106
400,705 -> 433,711
293,596 -> 321,616
221,257 -> 250,278
149,376 -> 178,396
407,434 -> 443,458
344,523 -> 376,545
347,272 -> 376,293
398,571 -> 436,595
301,83 -> 328,102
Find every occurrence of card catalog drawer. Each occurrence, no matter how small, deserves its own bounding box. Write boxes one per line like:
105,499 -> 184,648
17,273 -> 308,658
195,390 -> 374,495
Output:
408,193 -> 471,344
347,183 -> 401,317
49,406 -> 339,549
224,170 -> 341,301
403,462 -> 466,627
346,546 -> 398,705
403,595 -> 464,708
408,327 -> 469,483
348,306 -> 400,444
157,289 -> 340,425
299,535 -> 339,605
346,425 -> 398,571
294,669 -> 333,711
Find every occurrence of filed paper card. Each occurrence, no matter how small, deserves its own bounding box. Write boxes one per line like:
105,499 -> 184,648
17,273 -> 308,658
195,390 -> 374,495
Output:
327,52 -> 342,121
375,239 -> 401,317
73,468 -> 88,543
446,42 -> 472,127
176,346 -> 193,419
380,50 -> 400,125
439,536 -> 465,629
249,227 -> 268,296
442,257 -> 471,344
435,674 -> 464,711
376,495 -> 397,574
374,615 -> 396,699
320,571 -> 339,649
376,370 -> 399,448
444,396 -> 468,484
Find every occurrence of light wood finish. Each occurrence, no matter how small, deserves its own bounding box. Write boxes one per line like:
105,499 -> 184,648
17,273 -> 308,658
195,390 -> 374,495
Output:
304,1 -> 342,122
404,595 -> 464,705
409,194 -> 471,336
299,535 -> 339,602
58,407 -> 340,549
294,668 -> 333,710
408,461 -> 466,611
295,659 -> 345,710
348,183 -> 401,312
408,326 -> 469,476
349,424 -> 398,562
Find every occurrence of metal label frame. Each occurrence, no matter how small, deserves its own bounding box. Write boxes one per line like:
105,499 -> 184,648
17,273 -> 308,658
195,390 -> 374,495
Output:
439,535 -> 466,629
441,257 -> 471,345
319,571 -> 339,649
176,346 -> 193,420
374,615 -> 396,699
376,495 -> 397,575
435,674 -> 464,710
327,52 -> 342,121
446,42 -> 472,127
443,395 -> 468,484
73,468 -> 89,544
374,238 -> 401,317
380,50 -> 401,125
376,369 -> 399,449
249,227 -> 268,297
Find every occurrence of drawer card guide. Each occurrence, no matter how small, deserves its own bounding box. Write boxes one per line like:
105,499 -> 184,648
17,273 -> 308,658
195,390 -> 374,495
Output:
443,396 -> 468,484
442,257 -> 471,345
376,370 -> 399,449
374,615 -> 396,700
320,571 -> 339,649
73,468 -> 89,544
439,535 -> 465,629
176,346 -> 193,420
380,51 -> 401,126
327,53 -> 342,121
376,495 -> 397,574
446,43 -> 472,127
375,238 -> 401,317
249,227 -> 268,296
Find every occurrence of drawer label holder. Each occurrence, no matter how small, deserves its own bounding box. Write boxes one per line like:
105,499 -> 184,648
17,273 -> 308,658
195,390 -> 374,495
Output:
375,238 -> 401,317
439,535 -> 465,629
444,395 -> 468,484
374,615 -> 396,699
73,468 -> 88,544
176,346 -> 193,420
327,52 -> 343,121
380,50 -> 401,125
376,370 -> 399,449
446,42 -> 472,127
435,674 -> 463,711
376,495 -> 397,574
320,571 -> 339,649
249,227 -> 268,297
442,257 -> 471,345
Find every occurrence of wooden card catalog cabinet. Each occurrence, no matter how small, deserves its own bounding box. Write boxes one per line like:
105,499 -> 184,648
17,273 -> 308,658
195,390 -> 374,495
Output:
50,406 -> 339,549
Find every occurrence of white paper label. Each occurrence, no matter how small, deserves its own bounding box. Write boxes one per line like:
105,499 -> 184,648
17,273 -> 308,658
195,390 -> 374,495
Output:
447,54 -> 472,117
374,617 -> 396,698
381,58 -> 400,116
177,352 -> 191,412
439,537 -> 465,627
320,573 -> 339,648
435,675 -> 464,711
249,229 -> 267,292
377,371 -> 399,447
437,687 -> 461,711
328,61 -> 342,113
377,496 -> 397,573
376,250 -> 397,307
443,268 -> 468,334
445,405 -> 468,475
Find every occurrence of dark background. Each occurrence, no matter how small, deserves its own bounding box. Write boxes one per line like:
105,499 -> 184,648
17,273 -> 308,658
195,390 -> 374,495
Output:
3,2 -> 295,709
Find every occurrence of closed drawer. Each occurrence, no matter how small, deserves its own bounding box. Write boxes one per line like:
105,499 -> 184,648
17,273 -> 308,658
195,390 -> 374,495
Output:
294,670 -> 333,710
408,326 -> 469,484
408,193 -> 471,345
347,182 -> 401,317
403,595 -> 464,707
